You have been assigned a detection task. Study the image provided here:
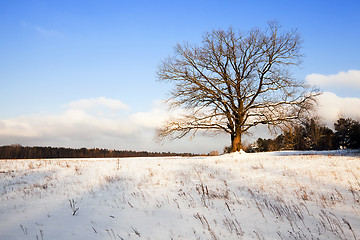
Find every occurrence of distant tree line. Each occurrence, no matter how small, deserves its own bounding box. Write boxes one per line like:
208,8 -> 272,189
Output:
252,117 -> 360,152
0,145 -> 197,159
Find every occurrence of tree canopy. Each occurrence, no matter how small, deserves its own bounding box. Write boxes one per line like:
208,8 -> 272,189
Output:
157,22 -> 318,152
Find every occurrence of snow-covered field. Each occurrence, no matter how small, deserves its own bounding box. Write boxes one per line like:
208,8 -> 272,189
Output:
1,151 -> 359,240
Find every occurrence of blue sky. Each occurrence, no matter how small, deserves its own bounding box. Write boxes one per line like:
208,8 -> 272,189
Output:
1,0 -> 360,153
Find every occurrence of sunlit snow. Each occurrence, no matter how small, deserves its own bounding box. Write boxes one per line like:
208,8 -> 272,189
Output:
0,151 -> 359,239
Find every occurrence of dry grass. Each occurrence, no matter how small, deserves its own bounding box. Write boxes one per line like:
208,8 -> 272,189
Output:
0,153 -> 359,239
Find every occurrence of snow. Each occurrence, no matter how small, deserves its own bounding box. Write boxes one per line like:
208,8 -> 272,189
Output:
0,151 -> 359,239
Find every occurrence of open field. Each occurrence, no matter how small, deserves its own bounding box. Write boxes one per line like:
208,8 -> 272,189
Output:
1,151 -> 360,239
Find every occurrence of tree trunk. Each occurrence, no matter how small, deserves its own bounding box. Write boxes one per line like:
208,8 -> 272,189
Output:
231,133 -> 242,152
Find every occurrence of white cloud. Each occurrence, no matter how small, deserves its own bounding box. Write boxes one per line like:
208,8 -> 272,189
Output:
0,110 -> 134,140
0,98 -> 135,149
68,97 -> 129,111
306,69 -> 360,88
130,101 -> 168,128
315,92 -> 360,127
0,98 -> 228,153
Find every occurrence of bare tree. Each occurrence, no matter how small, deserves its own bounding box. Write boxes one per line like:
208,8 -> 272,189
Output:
156,22 -> 319,152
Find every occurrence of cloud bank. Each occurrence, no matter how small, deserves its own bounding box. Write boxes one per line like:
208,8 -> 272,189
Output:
0,97 -> 227,153
315,92 -> 360,127
306,69 -> 360,88
1,92 -> 359,153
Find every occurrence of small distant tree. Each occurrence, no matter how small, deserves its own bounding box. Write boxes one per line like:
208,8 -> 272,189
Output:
292,125 -> 308,150
256,138 -> 271,152
303,118 -> 335,150
223,146 -> 232,154
349,121 -> 360,149
271,134 -> 285,151
281,125 -> 307,150
281,118 -> 334,151
334,118 -> 360,149
303,118 -> 321,149
317,126 -> 335,150
156,22 -> 318,152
